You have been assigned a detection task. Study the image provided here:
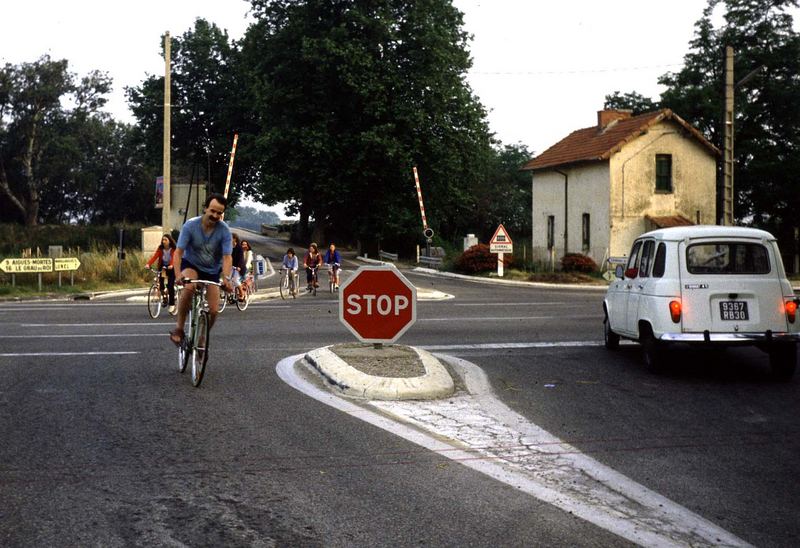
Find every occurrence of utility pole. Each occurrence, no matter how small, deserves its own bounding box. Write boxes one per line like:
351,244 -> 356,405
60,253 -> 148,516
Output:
722,46 -> 734,226
162,32 -> 172,232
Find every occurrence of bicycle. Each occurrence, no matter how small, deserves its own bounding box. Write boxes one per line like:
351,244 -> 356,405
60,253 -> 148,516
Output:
177,278 -> 220,387
279,268 -> 299,300
306,265 -> 320,296
236,274 -> 255,311
146,267 -> 169,319
326,263 -> 341,293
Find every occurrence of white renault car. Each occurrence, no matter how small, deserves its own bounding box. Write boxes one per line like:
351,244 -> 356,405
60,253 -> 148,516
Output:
603,226 -> 799,379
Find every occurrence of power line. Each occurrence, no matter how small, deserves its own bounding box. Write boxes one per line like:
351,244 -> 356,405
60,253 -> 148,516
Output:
469,63 -> 683,76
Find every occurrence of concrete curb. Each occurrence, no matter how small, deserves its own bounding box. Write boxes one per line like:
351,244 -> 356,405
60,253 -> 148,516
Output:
305,345 -> 455,400
413,267 -> 610,291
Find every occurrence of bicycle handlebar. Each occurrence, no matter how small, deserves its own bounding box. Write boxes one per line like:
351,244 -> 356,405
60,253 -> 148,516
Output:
180,278 -> 222,287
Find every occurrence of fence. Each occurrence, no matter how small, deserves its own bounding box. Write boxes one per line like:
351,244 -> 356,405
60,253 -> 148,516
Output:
378,250 -> 398,262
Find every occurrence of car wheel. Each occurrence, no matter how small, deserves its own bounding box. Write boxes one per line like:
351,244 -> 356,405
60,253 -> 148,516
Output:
604,317 -> 620,350
769,344 -> 797,381
641,328 -> 666,373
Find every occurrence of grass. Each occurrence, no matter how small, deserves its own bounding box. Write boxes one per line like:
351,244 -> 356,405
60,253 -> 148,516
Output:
0,248 -> 151,300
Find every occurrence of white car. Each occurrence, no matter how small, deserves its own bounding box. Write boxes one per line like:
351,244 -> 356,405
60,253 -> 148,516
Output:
603,226 -> 799,379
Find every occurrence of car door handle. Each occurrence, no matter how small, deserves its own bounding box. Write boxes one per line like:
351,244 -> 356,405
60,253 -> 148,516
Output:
625,284 -> 632,289
637,284 -> 644,289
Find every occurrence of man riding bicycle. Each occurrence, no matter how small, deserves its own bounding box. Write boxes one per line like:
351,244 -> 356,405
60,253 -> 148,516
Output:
323,243 -> 342,287
169,193 -> 234,346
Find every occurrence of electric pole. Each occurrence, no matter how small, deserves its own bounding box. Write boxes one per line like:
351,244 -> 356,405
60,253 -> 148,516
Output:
162,31 -> 172,232
722,46 -> 734,226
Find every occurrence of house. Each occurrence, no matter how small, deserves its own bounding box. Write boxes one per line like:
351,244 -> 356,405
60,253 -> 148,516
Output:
521,108 -> 720,267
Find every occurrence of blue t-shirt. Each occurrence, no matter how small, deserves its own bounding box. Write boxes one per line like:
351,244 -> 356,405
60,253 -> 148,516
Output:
176,216 -> 233,274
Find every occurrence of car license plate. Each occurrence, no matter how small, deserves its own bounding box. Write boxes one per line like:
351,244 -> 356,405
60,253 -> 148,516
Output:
720,301 -> 748,321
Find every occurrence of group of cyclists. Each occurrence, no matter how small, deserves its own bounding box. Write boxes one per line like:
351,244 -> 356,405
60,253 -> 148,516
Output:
146,193 -> 344,349
281,242 -> 341,292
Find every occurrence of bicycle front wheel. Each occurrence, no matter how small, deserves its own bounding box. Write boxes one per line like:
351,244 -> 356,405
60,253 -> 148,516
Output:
147,284 -> 162,319
178,307 -> 192,373
236,285 -> 251,311
279,273 -> 288,300
191,310 -> 210,387
219,289 -> 228,312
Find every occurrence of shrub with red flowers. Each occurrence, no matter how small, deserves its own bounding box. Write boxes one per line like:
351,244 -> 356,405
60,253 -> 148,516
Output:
560,253 -> 597,273
454,243 -> 513,274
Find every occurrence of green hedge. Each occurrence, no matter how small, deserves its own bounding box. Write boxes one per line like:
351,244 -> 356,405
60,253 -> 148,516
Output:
0,223 -> 144,255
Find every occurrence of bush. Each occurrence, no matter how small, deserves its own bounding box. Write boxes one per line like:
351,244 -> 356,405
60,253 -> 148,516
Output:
454,243 -> 513,274
560,253 -> 597,273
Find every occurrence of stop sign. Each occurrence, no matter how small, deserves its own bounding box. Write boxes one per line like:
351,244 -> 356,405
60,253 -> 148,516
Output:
339,266 -> 417,343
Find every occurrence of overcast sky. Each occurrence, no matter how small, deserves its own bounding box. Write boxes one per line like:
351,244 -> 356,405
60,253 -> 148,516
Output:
3,1 -> 795,216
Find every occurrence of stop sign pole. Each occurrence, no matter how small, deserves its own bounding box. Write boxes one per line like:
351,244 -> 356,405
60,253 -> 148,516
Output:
339,265 -> 417,347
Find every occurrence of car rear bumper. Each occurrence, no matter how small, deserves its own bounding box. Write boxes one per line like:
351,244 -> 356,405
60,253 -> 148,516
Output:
660,331 -> 800,343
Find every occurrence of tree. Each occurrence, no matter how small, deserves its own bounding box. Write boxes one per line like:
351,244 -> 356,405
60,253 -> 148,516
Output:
127,20 -> 248,203
0,56 -> 111,225
472,143 -> 532,240
659,0 -> 800,237
603,91 -> 659,115
240,0 -> 495,246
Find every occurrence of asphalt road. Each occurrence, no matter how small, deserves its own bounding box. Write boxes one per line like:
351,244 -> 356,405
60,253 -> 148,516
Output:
1,246 -> 799,547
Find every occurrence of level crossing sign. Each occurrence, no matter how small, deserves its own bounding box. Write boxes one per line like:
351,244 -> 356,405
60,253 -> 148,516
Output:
339,266 -> 417,344
489,224 -> 513,254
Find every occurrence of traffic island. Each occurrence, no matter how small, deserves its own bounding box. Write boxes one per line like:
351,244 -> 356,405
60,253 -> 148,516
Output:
305,344 -> 455,400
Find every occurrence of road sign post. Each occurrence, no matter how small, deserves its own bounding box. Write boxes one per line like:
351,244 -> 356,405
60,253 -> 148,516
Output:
489,224 -> 513,277
339,266 -> 417,345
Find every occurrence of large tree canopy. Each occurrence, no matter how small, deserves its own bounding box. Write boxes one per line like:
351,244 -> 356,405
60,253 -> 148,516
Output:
0,55 -> 153,225
240,0 -> 496,246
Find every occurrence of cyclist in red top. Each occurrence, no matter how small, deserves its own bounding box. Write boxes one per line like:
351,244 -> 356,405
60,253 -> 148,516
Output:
144,234 -> 177,314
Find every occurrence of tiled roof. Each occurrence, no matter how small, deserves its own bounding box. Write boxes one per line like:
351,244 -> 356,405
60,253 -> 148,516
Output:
521,109 -> 720,172
646,214 -> 694,228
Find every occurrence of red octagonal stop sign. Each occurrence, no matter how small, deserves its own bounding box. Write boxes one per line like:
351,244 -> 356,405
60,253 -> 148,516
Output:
339,266 -> 417,343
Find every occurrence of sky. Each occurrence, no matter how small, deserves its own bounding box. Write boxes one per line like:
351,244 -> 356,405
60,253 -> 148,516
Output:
2,0 -> 789,217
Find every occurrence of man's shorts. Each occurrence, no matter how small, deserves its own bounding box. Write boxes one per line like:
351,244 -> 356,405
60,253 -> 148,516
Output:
180,259 -> 220,282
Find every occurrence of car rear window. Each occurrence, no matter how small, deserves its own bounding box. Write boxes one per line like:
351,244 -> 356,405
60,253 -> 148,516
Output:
686,242 -> 770,275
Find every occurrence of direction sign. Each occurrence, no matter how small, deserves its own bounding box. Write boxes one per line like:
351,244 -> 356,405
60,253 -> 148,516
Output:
54,258 -> 81,272
489,224 -> 513,253
0,258 -> 53,273
339,266 -> 417,344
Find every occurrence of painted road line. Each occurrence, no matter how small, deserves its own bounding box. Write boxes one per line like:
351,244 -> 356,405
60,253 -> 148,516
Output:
0,334 -> 154,339
452,302 -> 573,306
0,351 -> 140,357
21,322 -> 173,327
419,316 -> 603,322
421,341 -> 602,350
278,355 -> 751,547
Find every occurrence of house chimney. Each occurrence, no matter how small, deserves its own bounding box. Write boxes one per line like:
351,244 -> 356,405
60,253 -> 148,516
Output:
597,109 -> 632,129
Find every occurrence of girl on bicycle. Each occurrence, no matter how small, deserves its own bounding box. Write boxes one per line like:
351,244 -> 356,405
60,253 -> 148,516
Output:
323,242 -> 342,287
241,239 -> 254,289
145,234 -> 177,314
303,243 -> 323,291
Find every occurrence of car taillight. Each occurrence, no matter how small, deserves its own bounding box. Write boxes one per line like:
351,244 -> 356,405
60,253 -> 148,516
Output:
669,300 -> 681,323
786,300 -> 798,323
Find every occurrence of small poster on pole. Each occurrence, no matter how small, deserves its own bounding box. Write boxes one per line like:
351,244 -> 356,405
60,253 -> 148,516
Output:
155,176 -> 164,209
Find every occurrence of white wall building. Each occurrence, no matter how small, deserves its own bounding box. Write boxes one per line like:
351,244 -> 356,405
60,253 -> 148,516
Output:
522,109 -> 719,268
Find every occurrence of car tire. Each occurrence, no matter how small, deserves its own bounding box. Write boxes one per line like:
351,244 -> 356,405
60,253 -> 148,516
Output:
604,316 -> 620,350
641,327 -> 666,373
769,344 -> 797,381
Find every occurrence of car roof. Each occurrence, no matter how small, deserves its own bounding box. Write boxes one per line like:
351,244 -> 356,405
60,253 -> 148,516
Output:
637,225 -> 776,242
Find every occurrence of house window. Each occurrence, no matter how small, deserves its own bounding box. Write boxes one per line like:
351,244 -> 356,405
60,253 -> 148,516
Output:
546,215 -> 555,250
655,154 -> 672,192
582,213 -> 590,252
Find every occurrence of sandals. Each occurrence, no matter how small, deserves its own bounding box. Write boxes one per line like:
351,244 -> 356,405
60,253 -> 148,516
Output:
169,328 -> 184,346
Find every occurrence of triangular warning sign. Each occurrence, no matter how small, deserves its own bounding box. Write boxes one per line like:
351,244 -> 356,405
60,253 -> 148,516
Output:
490,224 -> 512,245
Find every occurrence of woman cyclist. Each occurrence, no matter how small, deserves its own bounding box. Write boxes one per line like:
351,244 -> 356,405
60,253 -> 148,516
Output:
303,243 -> 323,291
282,247 -> 299,294
323,243 -> 342,288
145,234 -> 177,315
240,239 -> 254,292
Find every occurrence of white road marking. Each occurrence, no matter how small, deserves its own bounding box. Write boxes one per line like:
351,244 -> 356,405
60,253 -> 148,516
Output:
453,302 -> 573,306
0,351 -> 139,357
421,341 -> 604,350
21,322 -> 172,327
0,334 -> 154,339
419,316 -> 603,322
277,354 -> 751,547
